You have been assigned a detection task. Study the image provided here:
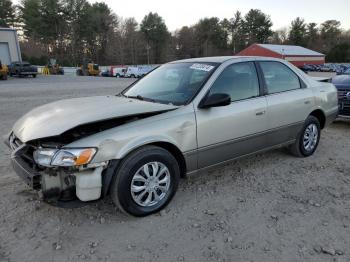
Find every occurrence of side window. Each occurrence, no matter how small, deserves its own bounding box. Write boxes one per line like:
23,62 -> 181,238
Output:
260,62 -> 301,94
209,62 -> 259,102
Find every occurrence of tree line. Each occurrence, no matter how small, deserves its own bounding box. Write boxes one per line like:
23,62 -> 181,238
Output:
1,0 -> 350,66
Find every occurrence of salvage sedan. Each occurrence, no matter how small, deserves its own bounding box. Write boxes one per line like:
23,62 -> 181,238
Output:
5,57 -> 338,216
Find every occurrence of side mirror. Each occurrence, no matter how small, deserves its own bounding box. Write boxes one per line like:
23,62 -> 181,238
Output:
198,93 -> 231,109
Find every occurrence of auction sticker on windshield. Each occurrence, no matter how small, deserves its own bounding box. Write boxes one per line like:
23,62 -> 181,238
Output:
190,63 -> 215,72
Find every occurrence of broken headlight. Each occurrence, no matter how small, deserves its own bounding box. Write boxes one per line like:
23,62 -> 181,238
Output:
33,148 -> 97,167
33,148 -> 57,167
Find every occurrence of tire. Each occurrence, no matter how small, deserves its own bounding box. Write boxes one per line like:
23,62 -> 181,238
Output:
32,74 -> 36,78
289,115 -> 321,157
110,146 -> 180,217
116,74 -> 120,78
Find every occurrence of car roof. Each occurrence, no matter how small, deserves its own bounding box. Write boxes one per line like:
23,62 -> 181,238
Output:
169,56 -> 242,64
169,56 -> 285,64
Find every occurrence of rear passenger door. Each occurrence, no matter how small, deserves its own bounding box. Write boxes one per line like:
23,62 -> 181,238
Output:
196,62 -> 268,169
258,61 -> 314,146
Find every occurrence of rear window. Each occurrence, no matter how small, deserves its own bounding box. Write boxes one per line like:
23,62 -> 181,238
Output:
260,62 -> 301,94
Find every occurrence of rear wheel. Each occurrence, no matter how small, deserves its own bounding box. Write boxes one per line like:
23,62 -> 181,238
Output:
111,146 -> 180,217
32,74 -> 36,78
289,115 -> 321,157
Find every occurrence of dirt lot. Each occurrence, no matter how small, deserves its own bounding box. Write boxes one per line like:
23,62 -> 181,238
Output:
0,75 -> 349,262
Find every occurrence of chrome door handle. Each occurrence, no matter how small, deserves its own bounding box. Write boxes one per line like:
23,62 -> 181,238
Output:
256,110 -> 265,116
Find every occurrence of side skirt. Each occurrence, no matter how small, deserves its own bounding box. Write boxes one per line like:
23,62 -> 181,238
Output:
186,139 -> 295,177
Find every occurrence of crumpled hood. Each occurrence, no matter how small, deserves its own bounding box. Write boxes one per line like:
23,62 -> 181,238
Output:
332,75 -> 350,90
13,96 -> 178,142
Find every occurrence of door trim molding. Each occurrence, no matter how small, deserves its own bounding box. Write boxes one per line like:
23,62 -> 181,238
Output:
197,121 -> 303,152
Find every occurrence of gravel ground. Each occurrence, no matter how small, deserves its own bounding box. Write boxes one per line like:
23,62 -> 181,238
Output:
0,75 -> 349,262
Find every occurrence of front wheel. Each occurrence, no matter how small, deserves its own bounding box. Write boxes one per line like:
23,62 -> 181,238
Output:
289,115 -> 321,157
111,146 -> 180,217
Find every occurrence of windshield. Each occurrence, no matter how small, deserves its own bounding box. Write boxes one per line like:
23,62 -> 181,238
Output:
123,62 -> 218,105
344,68 -> 350,74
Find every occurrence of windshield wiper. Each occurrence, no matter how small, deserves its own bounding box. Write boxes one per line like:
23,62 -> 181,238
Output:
126,95 -> 156,103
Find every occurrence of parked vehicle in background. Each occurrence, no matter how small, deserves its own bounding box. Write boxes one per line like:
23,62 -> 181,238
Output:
9,61 -> 38,78
301,64 -> 316,72
319,64 -> 334,72
5,56 -> 338,216
44,59 -> 64,75
332,67 -> 350,116
76,61 -> 100,76
313,65 -> 321,72
125,66 -> 141,78
0,60 -> 8,80
113,67 -> 127,78
302,63 -> 350,74
336,64 -> 349,75
101,69 -> 112,77
125,65 -> 155,78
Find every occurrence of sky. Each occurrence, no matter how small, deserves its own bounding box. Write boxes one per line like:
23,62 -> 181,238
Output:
89,0 -> 350,31
13,0 -> 350,31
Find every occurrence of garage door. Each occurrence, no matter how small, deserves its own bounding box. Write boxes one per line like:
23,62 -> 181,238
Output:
0,42 -> 11,65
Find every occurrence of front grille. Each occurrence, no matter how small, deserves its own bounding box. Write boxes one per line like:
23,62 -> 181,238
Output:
339,100 -> 350,116
338,90 -> 350,101
339,108 -> 350,116
9,133 -> 23,151
10,134 -> 37,169
9,134 -> 42,190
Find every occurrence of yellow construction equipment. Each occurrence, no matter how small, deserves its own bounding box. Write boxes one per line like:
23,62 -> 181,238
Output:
76,61 -> 100,76
0,60 -> 8,80
43,59 -> 64,75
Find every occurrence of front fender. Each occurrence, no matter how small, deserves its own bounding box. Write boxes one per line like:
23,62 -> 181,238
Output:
92,135 -> 181,163
66,106 -> 197,164
115,135 -> 180,159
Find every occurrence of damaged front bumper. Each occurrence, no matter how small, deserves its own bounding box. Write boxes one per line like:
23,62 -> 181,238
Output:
6,133 -> 119,207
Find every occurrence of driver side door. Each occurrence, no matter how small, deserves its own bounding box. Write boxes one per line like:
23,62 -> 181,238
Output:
195,62 -> 268,169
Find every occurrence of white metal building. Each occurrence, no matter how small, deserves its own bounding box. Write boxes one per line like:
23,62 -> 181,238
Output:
0,28 -> 21,65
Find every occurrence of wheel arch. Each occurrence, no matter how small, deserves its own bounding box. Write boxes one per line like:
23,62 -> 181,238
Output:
148,141 -> 187,178
102,140 -> 187,197
309,109 -> 326,129
119,140 -> 187,178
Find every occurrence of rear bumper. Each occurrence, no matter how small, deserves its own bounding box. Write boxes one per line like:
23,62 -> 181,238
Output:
325,110 -> 339,126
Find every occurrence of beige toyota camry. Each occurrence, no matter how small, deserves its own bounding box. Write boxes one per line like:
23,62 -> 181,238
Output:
5,56 -> 338,216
